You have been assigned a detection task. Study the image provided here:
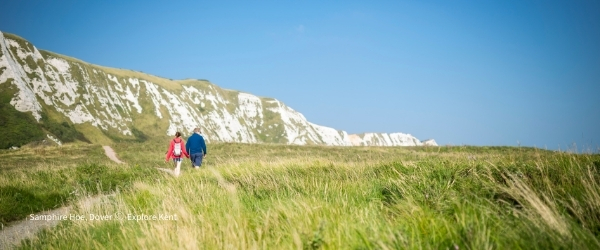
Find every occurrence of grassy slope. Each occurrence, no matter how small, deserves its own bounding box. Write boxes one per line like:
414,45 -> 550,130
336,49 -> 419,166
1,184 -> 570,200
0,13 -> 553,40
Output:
2,32 -> 303,147
0,144 -> 161,224
0,33 -> 186,147
0,85 -> 46,149
2,142 -> 597,249
0,81 -> 89,148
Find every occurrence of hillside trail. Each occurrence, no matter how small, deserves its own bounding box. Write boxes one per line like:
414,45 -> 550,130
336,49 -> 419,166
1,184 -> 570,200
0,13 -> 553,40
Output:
0,146 -> 123,249
0,194 -> 114,249
103,145 -> 125,164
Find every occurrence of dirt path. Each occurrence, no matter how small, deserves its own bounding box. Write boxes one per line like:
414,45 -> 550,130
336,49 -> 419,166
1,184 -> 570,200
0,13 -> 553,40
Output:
0,195 -> 112,249
0,145 -> 123,249
103,145 -> 125,164
0,206 -> 70,249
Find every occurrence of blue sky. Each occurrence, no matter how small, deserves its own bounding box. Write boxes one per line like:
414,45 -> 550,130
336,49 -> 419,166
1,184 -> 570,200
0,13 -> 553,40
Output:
1,0 -> 599,151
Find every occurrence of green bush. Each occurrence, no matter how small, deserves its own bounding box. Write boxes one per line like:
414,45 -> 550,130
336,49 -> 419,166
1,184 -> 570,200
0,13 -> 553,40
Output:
0,95 -> 45,149
0,89 -> 91,148
40,114 -> 90,143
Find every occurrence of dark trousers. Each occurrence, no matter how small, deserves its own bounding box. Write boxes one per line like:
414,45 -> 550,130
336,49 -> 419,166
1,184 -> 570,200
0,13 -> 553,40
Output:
190,153 -> 204,167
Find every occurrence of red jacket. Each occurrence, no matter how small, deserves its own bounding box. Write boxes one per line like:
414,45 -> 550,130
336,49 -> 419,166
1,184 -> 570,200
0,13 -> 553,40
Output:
165,137 -> 189,161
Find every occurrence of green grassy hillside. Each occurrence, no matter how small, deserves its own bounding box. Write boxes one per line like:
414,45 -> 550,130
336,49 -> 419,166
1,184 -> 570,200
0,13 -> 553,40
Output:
1,32 -> 296,148
0,82 -> 90,148
1,142 -> 598,249
6,31 -> 420,150
0,85 -> 45,149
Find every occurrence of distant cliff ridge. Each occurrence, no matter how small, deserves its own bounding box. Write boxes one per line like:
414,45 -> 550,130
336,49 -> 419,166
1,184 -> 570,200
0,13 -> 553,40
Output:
348,133 -> 437,146
0,31 -> 437,148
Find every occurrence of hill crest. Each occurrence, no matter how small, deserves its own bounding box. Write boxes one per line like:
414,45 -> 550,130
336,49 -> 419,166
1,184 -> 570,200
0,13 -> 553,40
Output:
0,31 -> 436,148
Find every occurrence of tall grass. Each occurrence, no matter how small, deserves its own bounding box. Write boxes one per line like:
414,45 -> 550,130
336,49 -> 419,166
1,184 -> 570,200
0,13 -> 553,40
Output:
0,143 -> 160,224
4,141 -> 600,249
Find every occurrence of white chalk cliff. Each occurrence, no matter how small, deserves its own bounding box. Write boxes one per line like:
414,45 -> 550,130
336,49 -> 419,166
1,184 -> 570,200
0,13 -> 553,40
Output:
0,31 -> 436,147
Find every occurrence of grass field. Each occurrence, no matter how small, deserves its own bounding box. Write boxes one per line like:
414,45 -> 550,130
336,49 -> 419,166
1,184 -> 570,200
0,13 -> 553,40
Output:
1,140 -> 599,249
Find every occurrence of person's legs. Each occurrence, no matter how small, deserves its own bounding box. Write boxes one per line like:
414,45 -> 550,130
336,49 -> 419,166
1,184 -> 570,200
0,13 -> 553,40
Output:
173,158 -> 182,176
192,153 -> 204,168
190,153 -> 198,168
197,153 -> 204,167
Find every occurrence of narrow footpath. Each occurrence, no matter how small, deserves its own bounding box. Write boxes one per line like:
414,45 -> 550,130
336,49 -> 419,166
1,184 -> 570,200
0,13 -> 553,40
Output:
0,146 -> 123,249
103,145 -> 125,164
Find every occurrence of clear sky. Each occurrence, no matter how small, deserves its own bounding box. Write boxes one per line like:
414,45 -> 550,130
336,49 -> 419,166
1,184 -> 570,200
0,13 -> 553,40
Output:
1,0 -> 599,151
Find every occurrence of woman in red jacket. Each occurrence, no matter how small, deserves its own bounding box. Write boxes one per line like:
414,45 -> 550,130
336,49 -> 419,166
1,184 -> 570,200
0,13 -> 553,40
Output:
165,132 -> 189,177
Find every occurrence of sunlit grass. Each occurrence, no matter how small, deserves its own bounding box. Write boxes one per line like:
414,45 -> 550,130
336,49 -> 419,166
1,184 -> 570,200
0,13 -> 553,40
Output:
0,143 -> 159,224
3,141 -> 599,249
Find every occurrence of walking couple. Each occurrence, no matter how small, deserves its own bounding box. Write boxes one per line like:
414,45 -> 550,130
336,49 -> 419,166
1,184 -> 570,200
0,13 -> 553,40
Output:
165,127 -> 207,176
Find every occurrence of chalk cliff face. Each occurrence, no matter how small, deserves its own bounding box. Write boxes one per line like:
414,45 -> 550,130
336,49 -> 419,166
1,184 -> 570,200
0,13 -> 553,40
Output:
0,31 -> 436,147
348,133 -> 437,146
